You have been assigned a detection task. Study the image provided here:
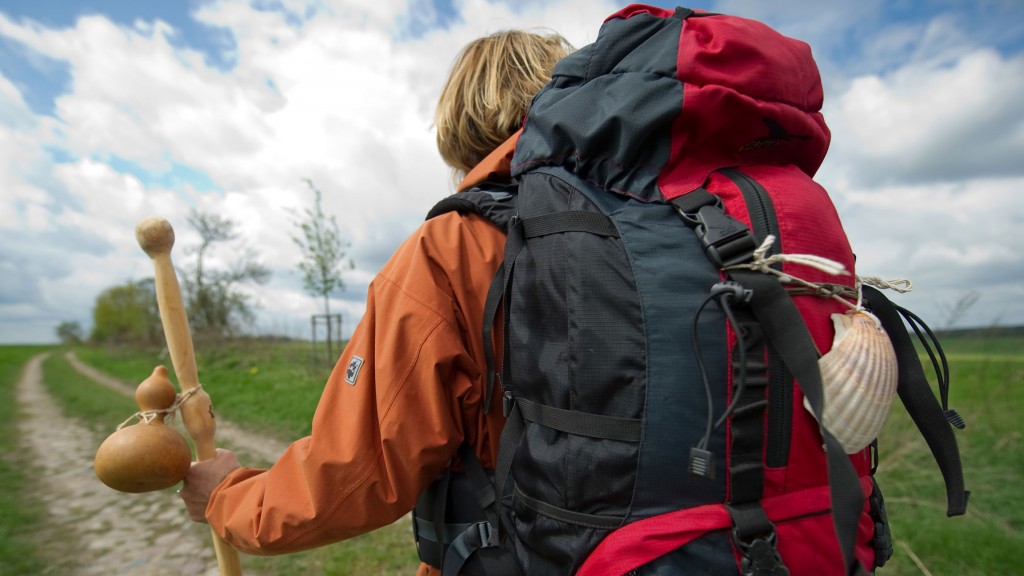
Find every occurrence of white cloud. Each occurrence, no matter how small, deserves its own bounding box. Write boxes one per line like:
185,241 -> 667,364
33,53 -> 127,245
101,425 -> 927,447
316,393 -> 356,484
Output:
0,0 -> 1021,343
0,0 -> 628,343
825,175 -> 1024,328
827,48 -> 1024,185
811,10 -> 1024,330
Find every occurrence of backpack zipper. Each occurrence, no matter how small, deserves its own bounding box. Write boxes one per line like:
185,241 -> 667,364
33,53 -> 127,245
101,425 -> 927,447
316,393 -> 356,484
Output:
721,168 -> 791,468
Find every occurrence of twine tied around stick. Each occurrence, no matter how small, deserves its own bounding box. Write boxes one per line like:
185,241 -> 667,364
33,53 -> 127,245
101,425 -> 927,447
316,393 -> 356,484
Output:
724,235 -> 913,314
116,383 -> 204,430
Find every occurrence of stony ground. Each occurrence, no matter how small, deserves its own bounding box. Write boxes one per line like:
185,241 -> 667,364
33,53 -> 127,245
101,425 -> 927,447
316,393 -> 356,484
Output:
15,352 -> 290,575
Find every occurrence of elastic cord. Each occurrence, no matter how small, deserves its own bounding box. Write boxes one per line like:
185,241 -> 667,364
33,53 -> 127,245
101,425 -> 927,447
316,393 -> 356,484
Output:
895,304 -> 950,410
691,292 -> 749,450
691,293 -> 718,450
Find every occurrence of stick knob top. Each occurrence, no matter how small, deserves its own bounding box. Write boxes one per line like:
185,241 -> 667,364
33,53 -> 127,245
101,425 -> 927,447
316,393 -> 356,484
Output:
136,217 -> 175,258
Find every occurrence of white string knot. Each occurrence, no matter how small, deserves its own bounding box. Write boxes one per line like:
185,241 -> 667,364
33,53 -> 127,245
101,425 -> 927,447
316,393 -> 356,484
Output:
732,235 -> 851,278
859,276 -> 913,293
721,236 -> 915,314
116,384 -> 204,430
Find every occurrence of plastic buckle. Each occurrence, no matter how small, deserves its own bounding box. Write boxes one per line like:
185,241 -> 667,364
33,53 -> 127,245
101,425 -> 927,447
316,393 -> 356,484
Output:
693,205 -> 758,268
470,521 -> 495,548
868,481 -> 894,568
735,530 -> 789,576
502,392 -> 515,418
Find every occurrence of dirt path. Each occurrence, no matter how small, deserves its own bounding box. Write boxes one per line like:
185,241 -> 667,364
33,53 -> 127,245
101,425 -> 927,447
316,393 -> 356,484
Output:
14,353 -> 291,575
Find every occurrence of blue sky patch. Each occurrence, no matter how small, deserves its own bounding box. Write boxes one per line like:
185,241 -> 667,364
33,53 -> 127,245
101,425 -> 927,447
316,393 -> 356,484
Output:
396,0 -> 461,39
105,155 -> 223,193
0,0 -> 237,70
0,35 -> 72,116
44,146 -> 76,164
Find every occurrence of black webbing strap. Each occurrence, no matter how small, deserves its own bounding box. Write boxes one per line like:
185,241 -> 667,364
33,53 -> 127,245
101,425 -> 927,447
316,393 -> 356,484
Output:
727,501 -> 775,542
481,264 -> 504,415
442,522 -> 495,576
517,397 -> 643,442
727,502 -> 788,576
730,269 -> 866,576
724,309 -> 786,575
861,286 -> 969,516
416,518 -> 475,544
489,217 -> 528,547
522,210 -> 619,239
491,395 -> 524,546
419,444 -> 508,576
670,187 -> 717,213
727,316 -> 770,505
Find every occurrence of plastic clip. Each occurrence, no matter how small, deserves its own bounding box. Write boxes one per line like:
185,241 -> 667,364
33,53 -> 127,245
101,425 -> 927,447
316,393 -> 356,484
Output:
469,521 -> 495,548
693,205 -> 758,268
738,533 -> 790,576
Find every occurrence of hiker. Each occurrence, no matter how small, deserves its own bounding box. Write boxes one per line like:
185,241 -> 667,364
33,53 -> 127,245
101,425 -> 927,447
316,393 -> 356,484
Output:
182,7 -> 969,576
178,29 -> 572,573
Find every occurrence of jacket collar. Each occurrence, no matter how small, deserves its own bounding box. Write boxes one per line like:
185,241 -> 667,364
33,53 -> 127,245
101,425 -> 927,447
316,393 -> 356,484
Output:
457,129 -> 521,192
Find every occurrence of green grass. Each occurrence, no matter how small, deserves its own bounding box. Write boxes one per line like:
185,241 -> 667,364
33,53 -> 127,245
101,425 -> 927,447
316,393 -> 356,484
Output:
42,352 -> 139,435
38,346 -> 420,575
6,330 -> 1021,575
873,340 -> 1024,575
73,339 -> 332,440
0,345 -> 54,575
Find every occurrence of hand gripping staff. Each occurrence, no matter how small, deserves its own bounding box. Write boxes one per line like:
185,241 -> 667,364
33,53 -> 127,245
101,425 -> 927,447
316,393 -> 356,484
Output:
136,216 -> 243,576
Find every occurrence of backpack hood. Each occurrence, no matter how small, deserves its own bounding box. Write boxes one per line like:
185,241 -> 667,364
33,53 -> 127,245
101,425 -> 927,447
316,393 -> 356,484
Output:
511,5 -> 830,202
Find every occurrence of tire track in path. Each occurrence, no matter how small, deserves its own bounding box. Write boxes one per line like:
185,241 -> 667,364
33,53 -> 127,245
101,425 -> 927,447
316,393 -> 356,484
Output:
16,352 -> 295,575
16,352 -> 221,574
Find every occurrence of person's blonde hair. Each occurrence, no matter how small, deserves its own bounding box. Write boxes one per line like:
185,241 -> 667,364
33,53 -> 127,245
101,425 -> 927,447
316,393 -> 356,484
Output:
435,30 -> 573,180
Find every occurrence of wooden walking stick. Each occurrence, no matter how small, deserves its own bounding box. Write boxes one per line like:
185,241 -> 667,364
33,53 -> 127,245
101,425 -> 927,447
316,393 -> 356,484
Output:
135,216 -> 243,576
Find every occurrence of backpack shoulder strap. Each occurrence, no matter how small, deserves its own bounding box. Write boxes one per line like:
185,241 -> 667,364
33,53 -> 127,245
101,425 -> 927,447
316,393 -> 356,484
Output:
426,184 -> 518,232
426,183 -> 519,415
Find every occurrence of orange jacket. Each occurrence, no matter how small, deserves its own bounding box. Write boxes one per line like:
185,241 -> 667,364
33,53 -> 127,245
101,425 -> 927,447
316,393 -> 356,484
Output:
205,134 -> 519,570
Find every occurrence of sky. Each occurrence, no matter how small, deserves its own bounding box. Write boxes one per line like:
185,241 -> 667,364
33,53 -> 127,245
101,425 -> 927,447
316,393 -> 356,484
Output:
1,0 -> 1022,345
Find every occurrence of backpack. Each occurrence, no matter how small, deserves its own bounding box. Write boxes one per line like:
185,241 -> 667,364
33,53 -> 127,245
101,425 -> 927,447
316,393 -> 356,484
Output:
417,6 -> 968,575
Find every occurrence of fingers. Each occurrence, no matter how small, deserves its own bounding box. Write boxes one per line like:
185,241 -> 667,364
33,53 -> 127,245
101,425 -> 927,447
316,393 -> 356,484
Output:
215,448 -> 241,469
178,486 -> 210,523
178,449 -> 241,523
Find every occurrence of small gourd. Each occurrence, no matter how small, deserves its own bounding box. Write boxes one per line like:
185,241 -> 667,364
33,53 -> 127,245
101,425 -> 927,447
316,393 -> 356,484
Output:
94,366 -> 193,493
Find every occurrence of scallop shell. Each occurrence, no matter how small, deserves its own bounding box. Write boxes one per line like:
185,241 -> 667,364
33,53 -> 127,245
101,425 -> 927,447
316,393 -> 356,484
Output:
805,310 -> 898,454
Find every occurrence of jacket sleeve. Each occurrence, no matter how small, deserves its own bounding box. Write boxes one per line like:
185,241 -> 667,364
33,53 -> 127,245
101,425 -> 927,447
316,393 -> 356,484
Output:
204,213 -> 506,555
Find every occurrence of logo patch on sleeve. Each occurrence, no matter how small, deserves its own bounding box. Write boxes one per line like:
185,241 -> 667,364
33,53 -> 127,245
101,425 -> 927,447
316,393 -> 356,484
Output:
345,355 -> 364,385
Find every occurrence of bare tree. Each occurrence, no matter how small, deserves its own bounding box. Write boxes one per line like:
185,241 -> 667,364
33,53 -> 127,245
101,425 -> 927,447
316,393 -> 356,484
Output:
183,209 -> 271,339
940,289 -> 981,330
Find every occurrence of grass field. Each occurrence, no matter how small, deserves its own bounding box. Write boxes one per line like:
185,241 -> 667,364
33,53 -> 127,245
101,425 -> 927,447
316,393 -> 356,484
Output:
0,346 -> 52,575
2,331 -> 1020,575
873,333 -> 1023,576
